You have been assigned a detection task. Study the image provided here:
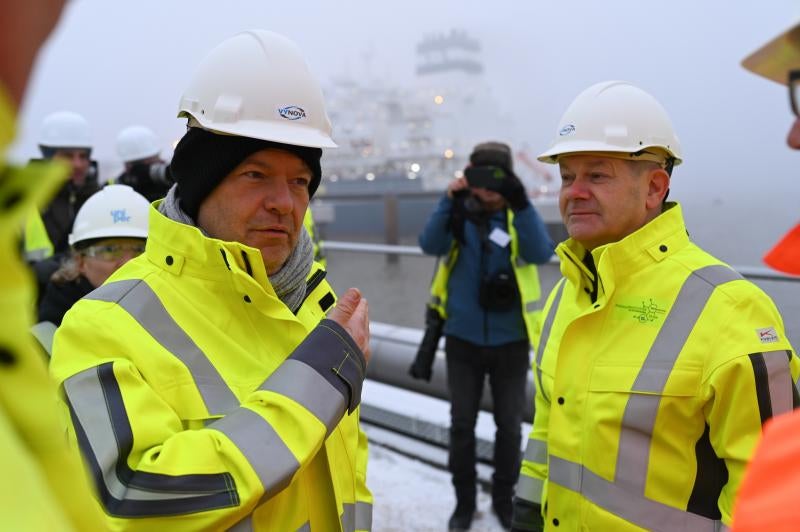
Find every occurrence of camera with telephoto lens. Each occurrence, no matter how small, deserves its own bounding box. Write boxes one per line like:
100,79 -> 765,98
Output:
128,161 -> 172,186
464,165 -> 507,192
409,305 -> 445,381
479,270 -> 519,311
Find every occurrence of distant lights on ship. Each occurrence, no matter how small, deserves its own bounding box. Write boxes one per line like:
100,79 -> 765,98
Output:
444,149 -> 454,159
408,163 -> 420,180
434,95 -> 444,105
365,172 -> 376,181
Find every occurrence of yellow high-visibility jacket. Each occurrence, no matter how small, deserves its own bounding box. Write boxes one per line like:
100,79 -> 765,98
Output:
304,207 -> 326,268
515,203 -> 799,531
50,204 -> 372,531
0,86 -> 105,531
23,207 -> 54,261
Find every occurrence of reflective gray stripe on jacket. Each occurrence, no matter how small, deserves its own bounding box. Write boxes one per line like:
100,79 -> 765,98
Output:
31,320 -> 57,356
533,278 -> 566,403
341,501 -> 373,531
64,364 -> 240,517
72,278 -> 364,517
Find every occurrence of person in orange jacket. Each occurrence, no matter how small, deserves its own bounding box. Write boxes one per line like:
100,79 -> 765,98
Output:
742,23 -> 800,275
734,21 -> 800,532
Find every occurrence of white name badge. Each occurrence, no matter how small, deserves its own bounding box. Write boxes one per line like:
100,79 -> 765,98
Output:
489,227 -> 511,248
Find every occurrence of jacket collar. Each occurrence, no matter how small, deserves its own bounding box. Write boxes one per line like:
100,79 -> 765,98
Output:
557,202 -> 690,301
144,200 -> 271,291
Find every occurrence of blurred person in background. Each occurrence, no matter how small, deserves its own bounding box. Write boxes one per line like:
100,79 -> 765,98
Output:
417,141 -> 554,531
33,184 -> 149,354
33,109 -> 100,255
0,0 -> 107,529
25,109 -> 101,301
304,207 -> 327,267
115,124 -> 173,201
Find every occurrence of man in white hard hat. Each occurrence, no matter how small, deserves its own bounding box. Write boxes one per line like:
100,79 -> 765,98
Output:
510,81 -> 799,531
25,110 -> 101,307
730,22 -> 800,531
115,125 -> 173,201
50,30 -> 373,531
36,110 -> 100,252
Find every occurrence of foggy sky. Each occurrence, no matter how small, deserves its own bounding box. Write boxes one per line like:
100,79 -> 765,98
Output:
11,0 -> 800,265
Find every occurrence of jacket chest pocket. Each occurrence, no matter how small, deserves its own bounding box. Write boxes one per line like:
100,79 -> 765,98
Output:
587,365 -> 702,444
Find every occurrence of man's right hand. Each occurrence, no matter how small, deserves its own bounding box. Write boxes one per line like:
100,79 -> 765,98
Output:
328,288 -> 371,363
447,176 -> 469,199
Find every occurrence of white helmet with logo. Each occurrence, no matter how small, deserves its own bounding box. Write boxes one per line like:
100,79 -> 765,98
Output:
538,81 -> 682,167
69,185 -> 150,246
38,110 -> 92,149
116,125 -> 160,162
177,29 -> 336,148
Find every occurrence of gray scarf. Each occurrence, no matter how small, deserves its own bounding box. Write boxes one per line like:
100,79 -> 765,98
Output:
159,185 -> 312,312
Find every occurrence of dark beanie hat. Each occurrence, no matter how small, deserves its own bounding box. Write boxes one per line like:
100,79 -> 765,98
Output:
469,141 -> 514,172
170,127 -> 323,219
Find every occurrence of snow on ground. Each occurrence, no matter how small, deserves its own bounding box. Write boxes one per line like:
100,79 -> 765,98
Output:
367,442 -> 507,532
363,381 -> 529,531
362,380 -> 531,449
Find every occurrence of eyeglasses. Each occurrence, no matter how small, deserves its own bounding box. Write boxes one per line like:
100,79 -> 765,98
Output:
789,70 -> 800,118
82,243 -> 145,261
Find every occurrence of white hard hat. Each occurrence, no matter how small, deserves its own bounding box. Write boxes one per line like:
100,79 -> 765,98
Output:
538,81 -> 682,166
116,125 -> 160,162
742,22 -> 800,85
177,29 -> 336,149
39,110 -> 92,149
69,185 -> 150,246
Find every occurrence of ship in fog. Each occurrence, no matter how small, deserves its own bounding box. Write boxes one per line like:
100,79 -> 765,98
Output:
314,29 -> 565,243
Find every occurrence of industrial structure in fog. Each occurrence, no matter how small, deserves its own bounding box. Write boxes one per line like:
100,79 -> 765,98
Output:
321,29 -> 556,197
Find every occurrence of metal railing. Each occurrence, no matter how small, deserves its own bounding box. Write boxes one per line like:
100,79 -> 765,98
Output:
323,241 -> 425,257
323,240 -> 800,283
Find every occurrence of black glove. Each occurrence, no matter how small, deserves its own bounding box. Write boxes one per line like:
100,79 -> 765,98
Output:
498,172 -> 529,211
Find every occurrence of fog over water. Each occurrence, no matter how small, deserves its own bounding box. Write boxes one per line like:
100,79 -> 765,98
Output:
11,0 -> 800,266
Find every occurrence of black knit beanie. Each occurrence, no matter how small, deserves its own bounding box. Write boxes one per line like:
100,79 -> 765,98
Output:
170,127 -> 323,219
469,141 -> 514,172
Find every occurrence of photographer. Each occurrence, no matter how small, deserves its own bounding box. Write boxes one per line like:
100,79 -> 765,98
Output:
417,142 -> 554,531
115,124 -> 172,201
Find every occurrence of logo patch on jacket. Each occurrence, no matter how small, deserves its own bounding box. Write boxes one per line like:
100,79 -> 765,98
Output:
756,327 -> 779,344
614,297 -> 667,325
